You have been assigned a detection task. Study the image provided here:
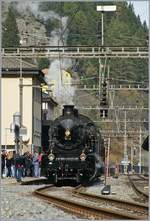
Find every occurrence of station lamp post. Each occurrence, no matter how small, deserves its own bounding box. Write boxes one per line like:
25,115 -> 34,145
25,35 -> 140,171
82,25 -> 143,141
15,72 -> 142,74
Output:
96,5 -> 117,46
96,5 -> 116,118
13,112 -> 21,154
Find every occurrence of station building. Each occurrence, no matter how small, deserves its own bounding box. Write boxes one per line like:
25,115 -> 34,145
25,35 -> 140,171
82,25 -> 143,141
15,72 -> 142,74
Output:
1,58 -> 47,153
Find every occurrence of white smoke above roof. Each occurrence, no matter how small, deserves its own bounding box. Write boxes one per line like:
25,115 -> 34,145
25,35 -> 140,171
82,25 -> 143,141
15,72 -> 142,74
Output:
15,1 -> 75,105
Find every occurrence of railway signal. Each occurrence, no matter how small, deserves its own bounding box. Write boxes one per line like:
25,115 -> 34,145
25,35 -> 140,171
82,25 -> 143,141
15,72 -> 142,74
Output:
100,80 -> 108,118
41,83 -> 49,94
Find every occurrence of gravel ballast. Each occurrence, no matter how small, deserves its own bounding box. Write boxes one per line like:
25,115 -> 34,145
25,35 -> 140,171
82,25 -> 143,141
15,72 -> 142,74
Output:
1,178 -> 76,221
0,175 -> 144,221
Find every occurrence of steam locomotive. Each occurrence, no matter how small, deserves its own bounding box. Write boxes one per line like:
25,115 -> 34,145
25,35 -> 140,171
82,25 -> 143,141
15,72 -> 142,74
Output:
45,105 -> 105,184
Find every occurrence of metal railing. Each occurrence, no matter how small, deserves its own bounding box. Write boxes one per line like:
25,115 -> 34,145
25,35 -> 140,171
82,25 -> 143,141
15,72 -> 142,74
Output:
1,46 -> 148,58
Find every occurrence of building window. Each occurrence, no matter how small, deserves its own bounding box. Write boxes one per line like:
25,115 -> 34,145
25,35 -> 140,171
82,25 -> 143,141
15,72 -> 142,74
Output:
42,102 -> 48,110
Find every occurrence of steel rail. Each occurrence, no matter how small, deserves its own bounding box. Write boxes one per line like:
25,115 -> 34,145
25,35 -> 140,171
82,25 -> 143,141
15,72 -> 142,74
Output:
73,188 -> 148,217
21,178 -> 49,185
128,175 -> 149,201
33,185 -> 148,220
137,174 -> 149,181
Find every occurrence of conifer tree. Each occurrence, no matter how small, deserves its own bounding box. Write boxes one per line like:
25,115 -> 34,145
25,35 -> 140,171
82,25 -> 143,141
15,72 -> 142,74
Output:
2,6 -> 20,47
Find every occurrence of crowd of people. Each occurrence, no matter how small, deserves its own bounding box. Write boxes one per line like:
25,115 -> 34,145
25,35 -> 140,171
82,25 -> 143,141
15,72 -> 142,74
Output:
1,150 -> 44,182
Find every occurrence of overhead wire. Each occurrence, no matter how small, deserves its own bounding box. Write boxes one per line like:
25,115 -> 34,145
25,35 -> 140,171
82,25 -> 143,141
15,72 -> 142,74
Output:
72,75 -> 148,84
58,3 -> 82,44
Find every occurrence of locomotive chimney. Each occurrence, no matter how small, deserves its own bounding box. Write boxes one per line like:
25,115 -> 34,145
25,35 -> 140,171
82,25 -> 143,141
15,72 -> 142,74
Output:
63,105 -> 75,116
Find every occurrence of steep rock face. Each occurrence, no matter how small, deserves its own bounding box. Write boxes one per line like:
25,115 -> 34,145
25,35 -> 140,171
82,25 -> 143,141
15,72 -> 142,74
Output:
16,16 -> 48,46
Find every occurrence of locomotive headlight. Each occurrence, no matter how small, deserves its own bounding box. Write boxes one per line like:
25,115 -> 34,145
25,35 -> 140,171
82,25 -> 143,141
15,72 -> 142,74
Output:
48,153 -> 55,161
65,129 -> 71,140
80,153 -> 86,161
65,129 -> 70,137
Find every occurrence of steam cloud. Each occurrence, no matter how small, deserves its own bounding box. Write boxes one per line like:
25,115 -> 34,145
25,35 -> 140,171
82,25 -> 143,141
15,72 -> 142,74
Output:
15,1 -> 75,105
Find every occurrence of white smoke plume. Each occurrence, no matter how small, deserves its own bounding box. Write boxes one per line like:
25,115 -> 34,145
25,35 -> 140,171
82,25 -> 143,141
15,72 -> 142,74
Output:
15,1 -> 75,105
46,59 -> 75,105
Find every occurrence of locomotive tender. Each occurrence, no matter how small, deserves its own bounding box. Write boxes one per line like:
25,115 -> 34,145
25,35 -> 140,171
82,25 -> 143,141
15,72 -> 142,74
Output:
46,105 -> 105,183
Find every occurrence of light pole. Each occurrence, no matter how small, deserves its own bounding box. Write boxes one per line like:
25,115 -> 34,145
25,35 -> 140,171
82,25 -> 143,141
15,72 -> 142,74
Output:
13,112 -> 21,154
97,5 -> 116,118
139,127 -> 142,174
96,5 -> 117,46
19,54 -> 23,155
4,128 -> 10,177
123,110 -> 128,174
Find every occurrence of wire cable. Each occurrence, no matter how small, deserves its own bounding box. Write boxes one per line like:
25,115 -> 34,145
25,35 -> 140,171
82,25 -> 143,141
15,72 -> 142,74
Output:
58,3 -> 81,44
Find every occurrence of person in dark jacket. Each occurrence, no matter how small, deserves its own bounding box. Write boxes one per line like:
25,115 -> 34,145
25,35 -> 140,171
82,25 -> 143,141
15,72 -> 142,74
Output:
25,152 -> 33,177
1,151 -> 6,178
6,152 -> 13,177
11,151 -> 16,177
14,154 -> 25,182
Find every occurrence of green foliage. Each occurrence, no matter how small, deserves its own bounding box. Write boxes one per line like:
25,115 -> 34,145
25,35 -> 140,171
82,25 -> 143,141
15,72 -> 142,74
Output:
44,18 -> 60,37
38,58 -> 50,70
2,6 -> 20,47
42,1 -> 148,84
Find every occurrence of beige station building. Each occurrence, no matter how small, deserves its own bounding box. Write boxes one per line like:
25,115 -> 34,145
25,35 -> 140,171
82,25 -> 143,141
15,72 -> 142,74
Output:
1,58 -> 47,153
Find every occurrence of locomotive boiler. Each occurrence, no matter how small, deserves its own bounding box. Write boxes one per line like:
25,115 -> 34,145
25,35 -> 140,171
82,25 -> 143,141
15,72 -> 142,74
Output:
46,105 -> 105,184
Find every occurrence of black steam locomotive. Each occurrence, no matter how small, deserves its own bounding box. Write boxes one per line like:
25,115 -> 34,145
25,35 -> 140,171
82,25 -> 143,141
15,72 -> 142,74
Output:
45,105 -> 105,184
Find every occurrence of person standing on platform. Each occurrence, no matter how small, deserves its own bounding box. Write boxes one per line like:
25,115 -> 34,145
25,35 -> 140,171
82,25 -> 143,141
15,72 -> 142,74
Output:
33,152 -> 39,177
14,154 -> 25,182
1,151 -> 6,178
6,152 -> 13,177
38,152 -> 43,177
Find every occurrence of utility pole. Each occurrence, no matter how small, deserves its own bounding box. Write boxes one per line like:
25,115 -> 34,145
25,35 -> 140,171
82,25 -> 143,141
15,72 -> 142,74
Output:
19,54 -> 23,155
106,137 -> 110,177
13,112 -> 21,154
123,110 -> 128,174
98,58 -> 101,99
139,127 -> 142,174
104,138 -> 107,186
131,147 -> 133,173
101,11 -> 104,46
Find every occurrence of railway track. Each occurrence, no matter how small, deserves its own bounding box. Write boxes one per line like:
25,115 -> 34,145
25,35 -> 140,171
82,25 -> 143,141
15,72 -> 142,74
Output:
21,178 -> 49,185
33,185 -> 148,220
138,174 -> 149,181
128,174 -> 149,201
74,187 -> 148,218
